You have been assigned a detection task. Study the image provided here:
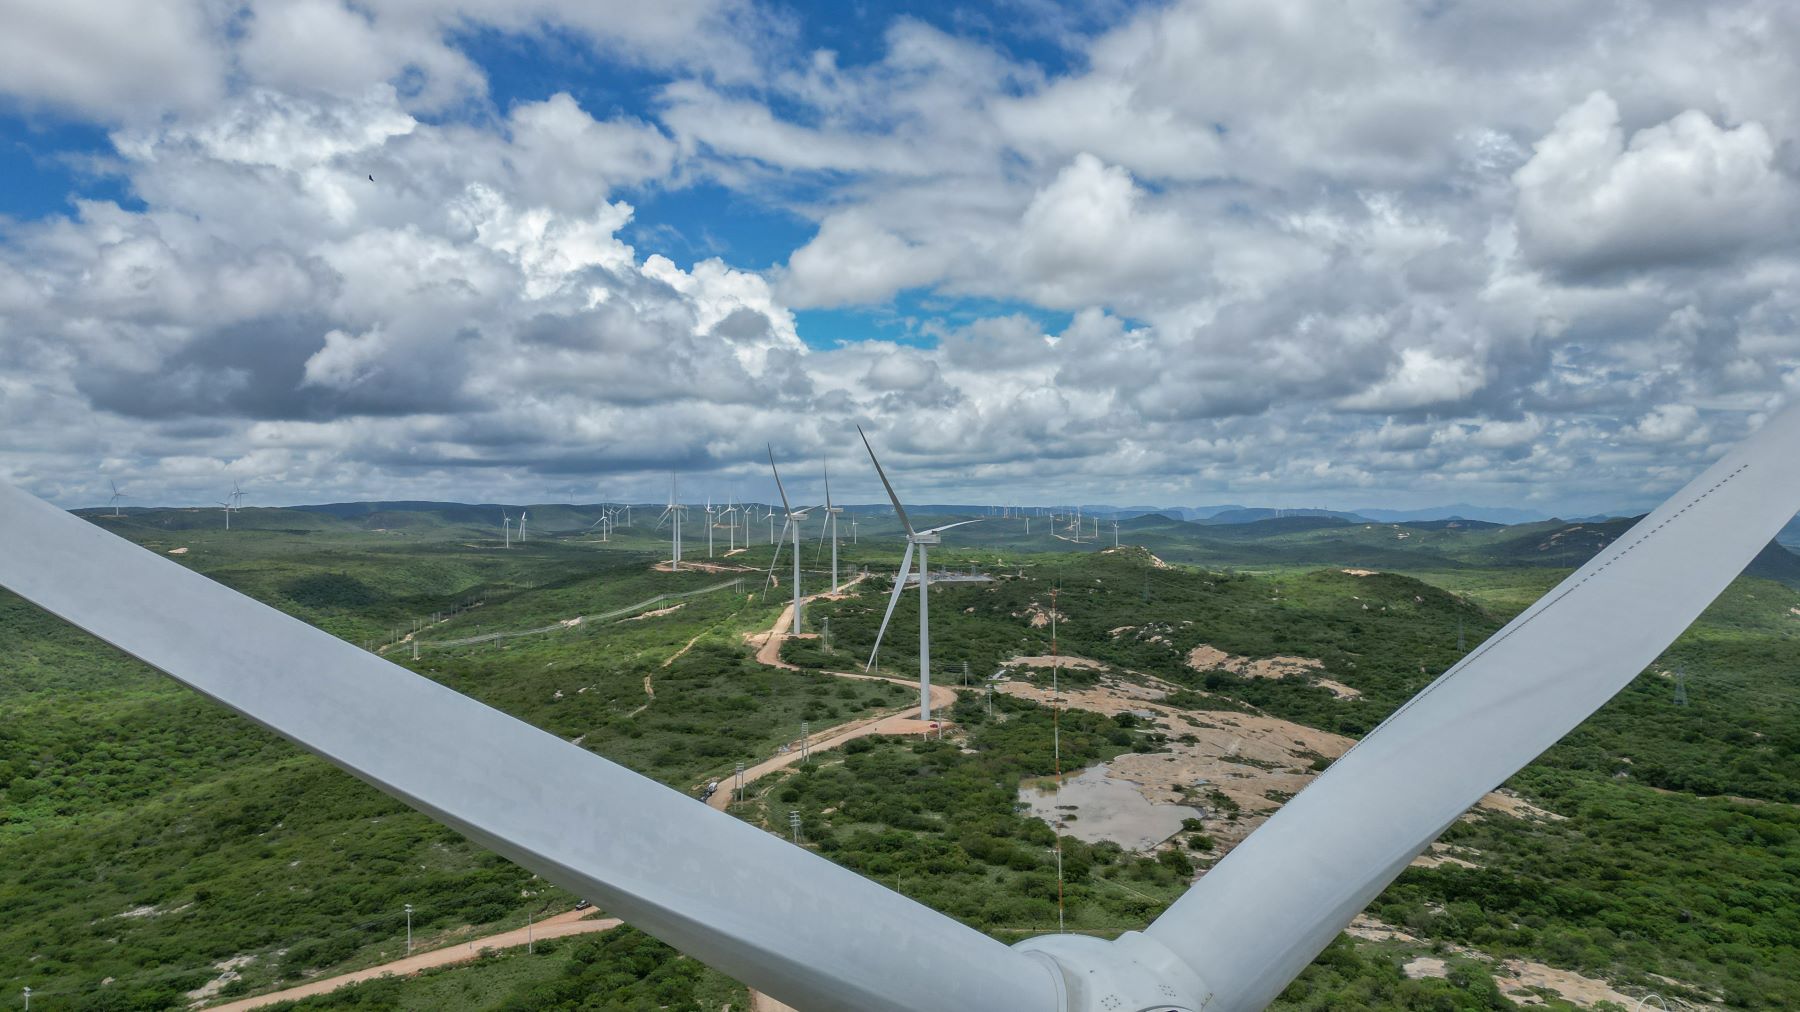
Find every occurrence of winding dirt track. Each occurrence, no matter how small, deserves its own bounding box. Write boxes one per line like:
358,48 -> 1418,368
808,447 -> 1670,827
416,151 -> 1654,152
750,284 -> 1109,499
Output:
714,570 -> 951,811
206,909 -> 623,1011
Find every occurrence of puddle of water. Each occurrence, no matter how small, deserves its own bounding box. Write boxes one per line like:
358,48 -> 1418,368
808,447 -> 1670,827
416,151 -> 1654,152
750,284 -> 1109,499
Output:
1019,761 -> 1202,852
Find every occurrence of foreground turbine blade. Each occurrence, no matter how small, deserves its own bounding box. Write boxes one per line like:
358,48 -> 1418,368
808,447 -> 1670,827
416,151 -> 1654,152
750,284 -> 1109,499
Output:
865,540 -> 916,672
1149,402 -> 1800,1012
0,484 -> 1061,1012
857,426 -> 913,536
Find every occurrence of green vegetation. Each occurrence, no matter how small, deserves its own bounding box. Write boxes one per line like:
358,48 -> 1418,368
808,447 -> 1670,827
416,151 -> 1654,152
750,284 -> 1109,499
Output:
4,504 -> 1799,1009
262,928 -> 746,1011
736,699 -> 1190,935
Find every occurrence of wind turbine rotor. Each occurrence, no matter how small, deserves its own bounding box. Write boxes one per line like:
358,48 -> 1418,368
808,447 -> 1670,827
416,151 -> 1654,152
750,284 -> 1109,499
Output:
8,403 -> 1800,1012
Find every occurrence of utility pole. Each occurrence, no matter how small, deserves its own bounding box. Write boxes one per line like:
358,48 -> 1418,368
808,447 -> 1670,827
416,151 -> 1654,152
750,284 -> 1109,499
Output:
789,810 -> 802,844
405,903 -> 413,955
735,761 -> 745,802
800,721 -> 810,763
527,905 -> 534,954
821,617 -> 832,652
22,987 -> 29,1011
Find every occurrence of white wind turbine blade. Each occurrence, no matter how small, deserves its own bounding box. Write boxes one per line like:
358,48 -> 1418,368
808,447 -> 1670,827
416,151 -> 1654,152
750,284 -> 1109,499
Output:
919,518 -> 983,537
864,540 -> 915,672
766,445 -> 793,517
856,425 -> 913,536
1147,401 -> 1800,1011
815,462 -> 833,561
0,483 -> 1060,1012
761,516 -> 792,602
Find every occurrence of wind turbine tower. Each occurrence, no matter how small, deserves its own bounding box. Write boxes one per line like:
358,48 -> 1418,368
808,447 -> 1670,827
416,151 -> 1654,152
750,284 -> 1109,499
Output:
1113,519 -> 1120,547
820,462 -> 842,593
706,497 -> 716,558
859,427 -> 979,720
502,513 -> 512,548
764,448 -> 808,634
106,480 -> 128,517
657,476 -> 685,571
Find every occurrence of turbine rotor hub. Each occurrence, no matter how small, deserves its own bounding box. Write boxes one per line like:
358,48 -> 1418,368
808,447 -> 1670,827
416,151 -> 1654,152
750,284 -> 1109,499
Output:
1014,931 -> 1212,1012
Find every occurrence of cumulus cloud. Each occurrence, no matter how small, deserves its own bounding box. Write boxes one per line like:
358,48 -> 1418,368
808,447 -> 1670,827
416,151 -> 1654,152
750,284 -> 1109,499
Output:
5,0 -> 1800,517
0,0 -> 225,119
1339,348 -> 1490,413
779,214 -> 944,307
1514,91 -> 1795,277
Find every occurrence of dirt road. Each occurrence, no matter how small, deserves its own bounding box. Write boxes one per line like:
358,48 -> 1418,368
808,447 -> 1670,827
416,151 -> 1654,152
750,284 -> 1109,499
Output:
206,909 -> 622,1011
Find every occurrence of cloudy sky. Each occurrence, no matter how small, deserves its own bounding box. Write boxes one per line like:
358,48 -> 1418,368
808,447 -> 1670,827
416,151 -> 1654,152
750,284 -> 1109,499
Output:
2,0 -> 1798,515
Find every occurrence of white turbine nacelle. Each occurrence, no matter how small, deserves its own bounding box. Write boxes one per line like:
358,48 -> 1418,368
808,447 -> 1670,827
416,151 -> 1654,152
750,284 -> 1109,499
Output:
7,404 -> 1800,1012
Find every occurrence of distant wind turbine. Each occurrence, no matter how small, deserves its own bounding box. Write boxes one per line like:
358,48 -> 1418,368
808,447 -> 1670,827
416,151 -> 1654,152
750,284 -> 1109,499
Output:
656,476 -> 684,571
106,480 -> 128,517
858,426 -> 980,721
763,447 -> 808,634
814,462 -> 842,594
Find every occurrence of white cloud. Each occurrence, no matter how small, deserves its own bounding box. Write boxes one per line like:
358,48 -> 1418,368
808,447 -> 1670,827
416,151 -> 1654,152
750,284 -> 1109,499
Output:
506,95 -> 679,212
1514,91 -> 1793,276
1339,348 -> 1489,413
779,214 -> 944,308
1628,403 -> 1707,445
0,0 -> 224,119
7,0 -> 1800,517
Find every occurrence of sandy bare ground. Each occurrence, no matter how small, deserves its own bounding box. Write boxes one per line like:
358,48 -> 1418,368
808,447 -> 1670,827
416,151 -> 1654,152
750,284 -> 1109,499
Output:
1184,643 -> 1367,700
1313,678 -> 1363,700
1185,644 -> 1324,680
1002,654 -> 1110,670
1340,568 -> 1379,577
1000,675 -> 1564,857
204,909 -> 622,1011
1385,911 -> 1713,1008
